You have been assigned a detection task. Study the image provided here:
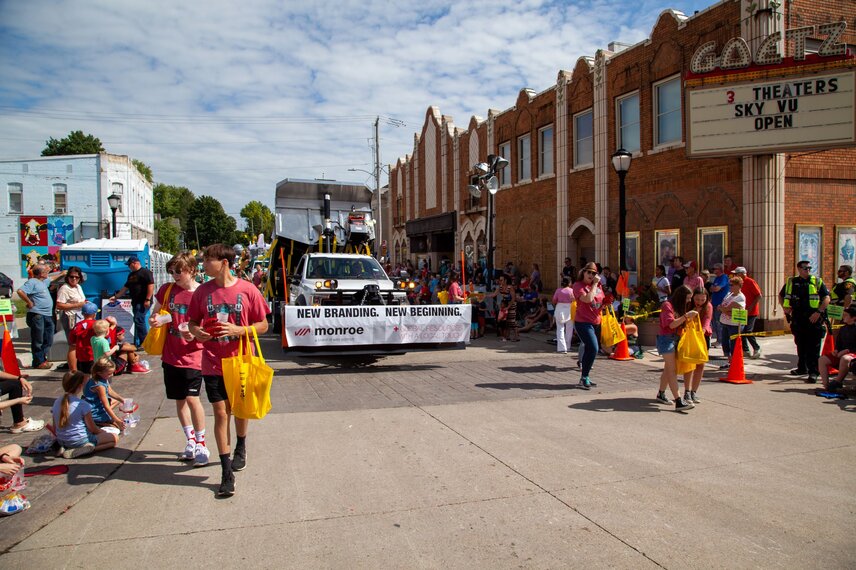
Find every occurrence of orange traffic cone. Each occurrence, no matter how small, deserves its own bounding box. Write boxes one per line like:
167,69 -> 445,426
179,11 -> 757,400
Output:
719,336 -> 752,384
1,326 -> 21,377
609,323 -> 635,361
821,330 -> 838,375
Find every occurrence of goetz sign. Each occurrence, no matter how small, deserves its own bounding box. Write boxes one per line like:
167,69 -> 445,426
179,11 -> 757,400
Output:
687,71 -> 855,157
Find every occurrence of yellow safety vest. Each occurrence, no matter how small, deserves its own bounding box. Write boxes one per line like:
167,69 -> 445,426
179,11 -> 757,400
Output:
783,275 -> 822,309
830,277 -> 855,305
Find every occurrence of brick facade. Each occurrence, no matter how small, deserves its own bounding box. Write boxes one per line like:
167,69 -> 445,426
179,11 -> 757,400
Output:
389,0 -> 856,327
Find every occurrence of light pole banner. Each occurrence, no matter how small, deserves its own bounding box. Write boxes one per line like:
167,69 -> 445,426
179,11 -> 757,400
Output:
284,305 -> 471,347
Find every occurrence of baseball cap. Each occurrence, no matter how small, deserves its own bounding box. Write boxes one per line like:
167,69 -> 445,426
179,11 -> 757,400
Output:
125,256 -> 140,266
82,301 -> 99,315
733,266 -> 747,275
682,260 -> 697,270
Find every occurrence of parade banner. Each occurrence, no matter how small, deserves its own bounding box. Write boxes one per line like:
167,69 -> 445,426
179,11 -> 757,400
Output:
284,305 -> 471,347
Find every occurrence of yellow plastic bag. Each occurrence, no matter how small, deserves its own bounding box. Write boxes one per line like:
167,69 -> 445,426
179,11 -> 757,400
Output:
222,327 -> 273,420
677,316 -> 708,365
141,284 -> 173,356
600,305 -> 626,347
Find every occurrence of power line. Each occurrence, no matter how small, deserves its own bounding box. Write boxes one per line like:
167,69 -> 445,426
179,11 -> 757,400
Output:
0,136 -> 373,146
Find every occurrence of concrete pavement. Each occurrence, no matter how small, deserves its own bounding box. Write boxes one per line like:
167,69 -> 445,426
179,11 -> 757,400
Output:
1,329 -> 854,568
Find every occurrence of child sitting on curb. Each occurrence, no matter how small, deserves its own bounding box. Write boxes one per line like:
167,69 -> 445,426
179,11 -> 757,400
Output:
52,371 -> 118,458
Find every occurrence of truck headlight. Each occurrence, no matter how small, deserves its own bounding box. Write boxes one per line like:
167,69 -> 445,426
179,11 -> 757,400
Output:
315,279 -> 338,290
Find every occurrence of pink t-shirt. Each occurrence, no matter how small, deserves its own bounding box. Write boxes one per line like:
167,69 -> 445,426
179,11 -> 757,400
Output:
683,274 -> 706,292
448,281 -> 463,302
187,278 -> 271,376
552,287 -> 575,305
155,283 -> 203,370
659,301 -> 677,335
571,282 -> 604,324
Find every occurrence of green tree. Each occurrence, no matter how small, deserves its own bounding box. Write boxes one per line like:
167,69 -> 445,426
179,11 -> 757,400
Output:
153,184 -> 195,232
155,218 -> 180,254
41,130 -> 104,156
186,195 -> 236,249
239,200 -> 274,241
132,159 -> 153,184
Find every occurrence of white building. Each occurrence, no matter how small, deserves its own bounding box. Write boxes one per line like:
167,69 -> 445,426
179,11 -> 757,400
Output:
0,153 -> 154,280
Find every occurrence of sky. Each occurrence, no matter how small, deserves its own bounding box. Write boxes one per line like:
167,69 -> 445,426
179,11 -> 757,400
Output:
0,0 -> 716,228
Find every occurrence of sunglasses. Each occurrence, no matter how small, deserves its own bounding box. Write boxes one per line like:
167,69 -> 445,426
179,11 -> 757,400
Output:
799,266 -> 811,271
66,274 -> 80,279
169,269 -> 185,275
584,270 -> 597,275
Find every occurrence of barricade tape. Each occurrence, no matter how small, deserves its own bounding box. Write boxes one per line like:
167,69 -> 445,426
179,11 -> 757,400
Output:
624,309 -> 661,320
728,325 -> 841,340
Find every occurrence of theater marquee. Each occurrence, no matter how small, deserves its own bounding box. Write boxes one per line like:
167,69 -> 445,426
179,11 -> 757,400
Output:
687,71 -> 856,157
685,21 -> 856,158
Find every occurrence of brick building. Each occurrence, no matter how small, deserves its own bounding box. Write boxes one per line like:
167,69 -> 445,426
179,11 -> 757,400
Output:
388,0 -> 856,329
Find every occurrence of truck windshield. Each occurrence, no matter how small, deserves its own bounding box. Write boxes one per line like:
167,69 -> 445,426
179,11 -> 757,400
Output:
307,257 -> 388,280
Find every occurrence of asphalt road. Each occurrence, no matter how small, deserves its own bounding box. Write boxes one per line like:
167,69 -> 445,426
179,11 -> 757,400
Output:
1,330 -> 854,568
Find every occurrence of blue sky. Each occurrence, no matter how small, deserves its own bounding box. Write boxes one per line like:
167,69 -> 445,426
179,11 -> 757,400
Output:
0,0 -> 716,226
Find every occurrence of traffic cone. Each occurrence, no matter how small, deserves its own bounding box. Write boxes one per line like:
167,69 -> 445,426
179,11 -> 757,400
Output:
609,323 -> 635,361
821,330 -> 838,375
1,326 -> 21,376
719,337 -> 752,384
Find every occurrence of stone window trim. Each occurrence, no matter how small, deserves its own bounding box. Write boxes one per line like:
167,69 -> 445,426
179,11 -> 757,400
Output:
615,90 -> 641,153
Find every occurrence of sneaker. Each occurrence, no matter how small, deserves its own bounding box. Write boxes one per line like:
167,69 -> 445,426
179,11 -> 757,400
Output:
62,442 -> 95,459
217,470 -> 236,497
130,362 -> 152,374
579,377 -> 592,390
655,392 -> 671,405
675,398 -> 694,412
35,361 -> 52,370
790,368 -> 807,376
179,439 -> 195,461
193,443 -> 210,467
232,447 -> 247,471
750,348 -> 761,360
806,374 -> 818,384
719,363 -> 730,370
690,391 -> 701,404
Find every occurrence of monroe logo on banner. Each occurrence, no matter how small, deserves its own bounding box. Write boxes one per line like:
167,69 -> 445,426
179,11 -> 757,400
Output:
283,305 -> 471,347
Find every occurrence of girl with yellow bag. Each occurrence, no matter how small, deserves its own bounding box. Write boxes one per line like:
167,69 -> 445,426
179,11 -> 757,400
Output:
680,288 -> 712,404
656,285 -> 696,412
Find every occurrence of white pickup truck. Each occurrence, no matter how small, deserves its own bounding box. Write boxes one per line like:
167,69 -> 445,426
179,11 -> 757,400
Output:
289,252 -> 410,306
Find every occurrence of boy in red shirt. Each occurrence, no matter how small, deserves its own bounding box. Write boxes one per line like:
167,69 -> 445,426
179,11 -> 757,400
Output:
69,302 -> 99,373
735,267 -> 763,359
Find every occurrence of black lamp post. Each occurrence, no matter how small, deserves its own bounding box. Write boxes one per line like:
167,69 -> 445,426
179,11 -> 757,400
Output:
107,192 -> 122,238
611,149 -> 632,275
468,154 -> 508,292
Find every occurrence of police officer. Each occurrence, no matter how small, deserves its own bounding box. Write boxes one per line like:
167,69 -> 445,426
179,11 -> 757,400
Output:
830,264 -> 854,309
778,260 -> 830,383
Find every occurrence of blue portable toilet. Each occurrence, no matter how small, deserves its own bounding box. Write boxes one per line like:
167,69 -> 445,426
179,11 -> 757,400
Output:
59,238 -> 150,302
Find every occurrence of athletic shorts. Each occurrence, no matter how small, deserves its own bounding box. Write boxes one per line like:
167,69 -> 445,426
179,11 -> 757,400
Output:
60,433 -> 99,448
656,334 -> 678,355
78,360 -> 93,374
162,362 -> 203,400
203,374 -> 229,404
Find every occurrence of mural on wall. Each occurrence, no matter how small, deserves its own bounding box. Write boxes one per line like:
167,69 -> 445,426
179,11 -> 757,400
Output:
19,215 -> 75,276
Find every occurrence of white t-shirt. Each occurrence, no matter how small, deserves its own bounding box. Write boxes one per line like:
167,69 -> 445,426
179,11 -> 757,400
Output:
653,276 -> 670,301
719,292 -> 746,326
56,283 -> 86,323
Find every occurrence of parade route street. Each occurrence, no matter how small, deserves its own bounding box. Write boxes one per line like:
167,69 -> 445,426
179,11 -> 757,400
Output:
1,333 -> 854,568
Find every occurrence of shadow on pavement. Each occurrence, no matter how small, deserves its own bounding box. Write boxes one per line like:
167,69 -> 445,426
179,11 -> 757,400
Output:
498,364 -> 576,374
275,363 -> 442,375
66,459 -> 216,492
568,397 -> 663,413
476,382 -> 581,391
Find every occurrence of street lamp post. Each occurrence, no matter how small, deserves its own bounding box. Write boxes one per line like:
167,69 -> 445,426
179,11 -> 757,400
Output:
611,148 -> 633,276
107,192 -> 122,238
468,154 -> 508,292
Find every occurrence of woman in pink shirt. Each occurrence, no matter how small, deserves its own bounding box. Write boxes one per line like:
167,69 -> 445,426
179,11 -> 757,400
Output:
552,277 -> 575,354
149,252 -> 208,467
682,287 -> 712,404
572,262 -> 604,389
656,285 -> 696,412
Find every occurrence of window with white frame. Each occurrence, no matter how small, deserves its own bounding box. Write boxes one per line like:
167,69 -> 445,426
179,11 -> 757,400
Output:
498,141 -> 511,186
655,76 -> 681,146
8,183 -> 22,213
517,134 -> 531,182
574,110 -> 593,167
538,125 -> 553,176
53,183 -> 67,214
112,182 -> 124,213
616,92 -> 640,152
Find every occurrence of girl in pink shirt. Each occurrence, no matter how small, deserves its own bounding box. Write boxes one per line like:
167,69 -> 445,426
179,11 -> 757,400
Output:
656,285 -> 696,412
682,287 -> 712,404
552,277 -> 575,353
571,263 -> 605,389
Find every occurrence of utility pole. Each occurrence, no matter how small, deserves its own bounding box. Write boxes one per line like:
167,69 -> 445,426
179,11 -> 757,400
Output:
374,116 -> 383,260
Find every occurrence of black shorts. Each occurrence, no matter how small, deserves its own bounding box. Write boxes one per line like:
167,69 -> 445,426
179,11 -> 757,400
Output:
162,362 -> 203,400
78,360 -> 93,374
203,374 -> 229,404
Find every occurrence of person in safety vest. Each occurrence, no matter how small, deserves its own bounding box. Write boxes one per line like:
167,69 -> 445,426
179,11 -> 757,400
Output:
830,265 -> 854,310
778,260 -> 830,383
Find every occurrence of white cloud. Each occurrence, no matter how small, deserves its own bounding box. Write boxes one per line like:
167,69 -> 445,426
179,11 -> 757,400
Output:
0,0 -> 713,223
